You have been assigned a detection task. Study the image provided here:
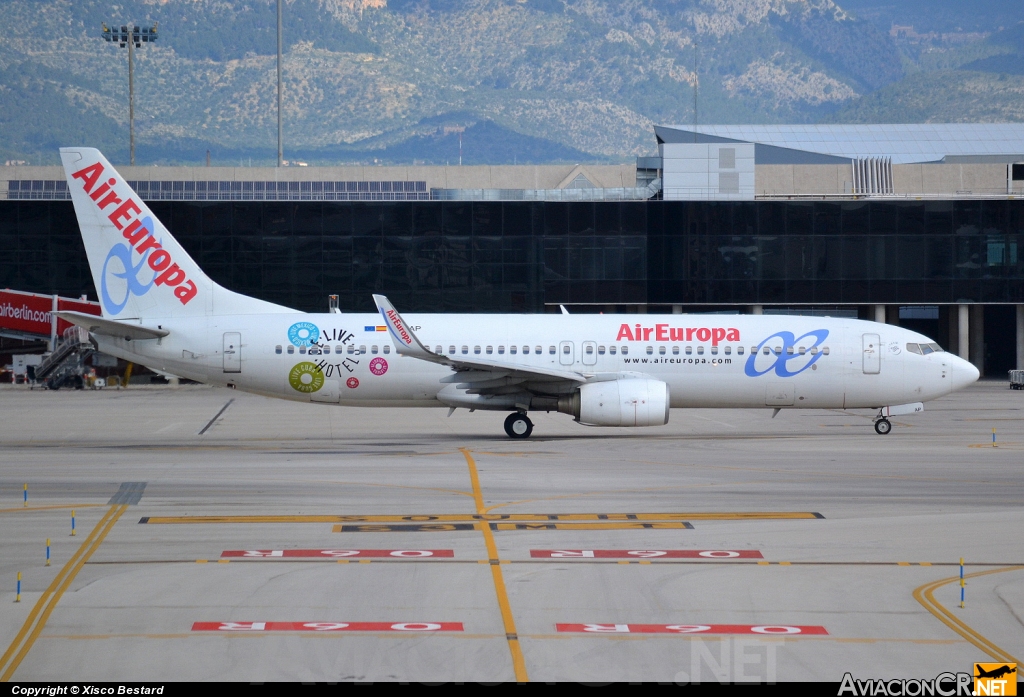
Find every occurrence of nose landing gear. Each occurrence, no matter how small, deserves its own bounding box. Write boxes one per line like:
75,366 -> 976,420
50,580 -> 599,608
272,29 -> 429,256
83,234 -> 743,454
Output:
874,417 -> 892,435
504,412 -> 534,439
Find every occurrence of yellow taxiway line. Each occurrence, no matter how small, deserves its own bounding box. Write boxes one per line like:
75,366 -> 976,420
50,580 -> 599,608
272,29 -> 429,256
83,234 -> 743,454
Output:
461,448 -> 529,683
0,504 -> 128,681
912,566 -> 1022,664
141,511 -> 822,524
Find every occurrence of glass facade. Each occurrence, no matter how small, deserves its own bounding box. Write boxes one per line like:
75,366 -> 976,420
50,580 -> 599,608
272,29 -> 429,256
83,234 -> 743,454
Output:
1,200 -> 1022,313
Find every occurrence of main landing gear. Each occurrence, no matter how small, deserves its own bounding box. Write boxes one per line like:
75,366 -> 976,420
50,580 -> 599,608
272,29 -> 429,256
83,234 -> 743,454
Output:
504,412 -> 534,439
874,416 -> 892,435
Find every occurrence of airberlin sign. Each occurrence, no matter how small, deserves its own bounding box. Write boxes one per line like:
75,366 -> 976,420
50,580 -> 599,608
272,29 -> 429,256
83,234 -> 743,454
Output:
70,162 -> 197,312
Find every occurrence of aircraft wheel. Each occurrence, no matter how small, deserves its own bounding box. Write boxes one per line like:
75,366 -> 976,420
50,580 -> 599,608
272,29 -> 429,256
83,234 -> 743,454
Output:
874,418 -> 892,435
504,412 -> 533,439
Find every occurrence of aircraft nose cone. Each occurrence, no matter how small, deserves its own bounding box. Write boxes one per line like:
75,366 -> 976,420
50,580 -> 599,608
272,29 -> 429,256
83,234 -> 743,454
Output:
950,357 -> 980,393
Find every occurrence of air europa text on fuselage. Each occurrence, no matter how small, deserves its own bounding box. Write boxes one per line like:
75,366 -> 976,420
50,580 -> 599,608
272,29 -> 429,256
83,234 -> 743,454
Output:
71,161 -> 197,305
616,324 -> 740,346
385,309 -> 413,345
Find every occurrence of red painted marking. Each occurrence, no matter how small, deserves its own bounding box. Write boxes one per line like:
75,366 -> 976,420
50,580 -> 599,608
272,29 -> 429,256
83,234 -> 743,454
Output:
220,549 -> 454,558
346,377 -> 359,389
531,550 -> 763,559
368,357 -> 388,376
556,623 -> 827,635
192,622 -> 462,632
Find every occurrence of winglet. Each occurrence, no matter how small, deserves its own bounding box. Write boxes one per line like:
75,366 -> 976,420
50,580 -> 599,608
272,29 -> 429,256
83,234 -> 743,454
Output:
372,294 -> 437,360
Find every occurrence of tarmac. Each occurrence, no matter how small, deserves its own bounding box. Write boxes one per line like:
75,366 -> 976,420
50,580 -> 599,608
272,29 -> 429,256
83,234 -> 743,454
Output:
0,381 -> 1021,683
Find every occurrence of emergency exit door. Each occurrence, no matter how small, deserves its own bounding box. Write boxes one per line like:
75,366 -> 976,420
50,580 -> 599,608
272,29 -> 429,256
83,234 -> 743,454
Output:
223,332 -> 241,373
862,333 -> 880,374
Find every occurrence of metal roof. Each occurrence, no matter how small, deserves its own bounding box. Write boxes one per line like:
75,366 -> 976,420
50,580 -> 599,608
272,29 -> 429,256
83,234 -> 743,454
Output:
655,124 -> 1024,164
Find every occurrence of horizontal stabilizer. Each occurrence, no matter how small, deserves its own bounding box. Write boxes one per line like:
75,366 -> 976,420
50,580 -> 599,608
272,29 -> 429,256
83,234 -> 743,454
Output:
56,310 -> 169,341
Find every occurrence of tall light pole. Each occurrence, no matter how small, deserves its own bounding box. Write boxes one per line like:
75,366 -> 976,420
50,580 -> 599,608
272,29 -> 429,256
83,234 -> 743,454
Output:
102,23 -> 158,166
277,0 -> 284,167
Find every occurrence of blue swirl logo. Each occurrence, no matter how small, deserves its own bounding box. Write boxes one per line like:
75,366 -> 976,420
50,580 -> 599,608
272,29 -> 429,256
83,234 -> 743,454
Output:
101,240 -> 154,315
744,330 -> 829,378
288,321 -> 320,347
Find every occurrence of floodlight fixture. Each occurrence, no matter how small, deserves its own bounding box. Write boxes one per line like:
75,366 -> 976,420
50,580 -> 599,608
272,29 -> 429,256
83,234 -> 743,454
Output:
101,23 -> 158,165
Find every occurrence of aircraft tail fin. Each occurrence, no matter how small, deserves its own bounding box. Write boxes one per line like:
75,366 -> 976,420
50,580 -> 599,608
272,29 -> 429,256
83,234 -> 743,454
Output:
60,147 -> 294,319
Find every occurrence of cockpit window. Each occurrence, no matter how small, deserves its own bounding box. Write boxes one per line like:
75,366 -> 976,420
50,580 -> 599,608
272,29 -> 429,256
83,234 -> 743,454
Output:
927,343 -> 943,353
907,343 -> 923,355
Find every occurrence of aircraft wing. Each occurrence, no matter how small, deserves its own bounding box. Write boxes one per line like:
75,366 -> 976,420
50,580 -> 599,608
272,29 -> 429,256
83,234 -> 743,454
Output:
372,294 -> 588,389
56,311 -> 169,341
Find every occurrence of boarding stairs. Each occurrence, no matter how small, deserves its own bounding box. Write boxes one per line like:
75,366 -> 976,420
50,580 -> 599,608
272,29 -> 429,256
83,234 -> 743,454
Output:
35,326 -> 94,390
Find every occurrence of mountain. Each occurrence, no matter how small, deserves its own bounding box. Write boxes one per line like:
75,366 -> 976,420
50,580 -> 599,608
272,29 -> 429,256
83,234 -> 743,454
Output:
0,0 -> 1019,166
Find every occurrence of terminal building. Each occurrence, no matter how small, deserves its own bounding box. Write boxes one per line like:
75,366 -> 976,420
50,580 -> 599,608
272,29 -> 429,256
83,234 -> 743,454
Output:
2,124 -> 1023,377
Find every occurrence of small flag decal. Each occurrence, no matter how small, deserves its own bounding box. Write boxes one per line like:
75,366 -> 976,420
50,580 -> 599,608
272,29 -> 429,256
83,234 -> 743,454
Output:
364,326 -> 387,332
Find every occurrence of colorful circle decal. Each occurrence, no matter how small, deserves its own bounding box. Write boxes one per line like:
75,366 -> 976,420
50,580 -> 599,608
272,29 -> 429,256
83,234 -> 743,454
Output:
369,357 -> 389,376
346,377 -> 359,389
287,321 -> 320,347
288,362 -> 324,393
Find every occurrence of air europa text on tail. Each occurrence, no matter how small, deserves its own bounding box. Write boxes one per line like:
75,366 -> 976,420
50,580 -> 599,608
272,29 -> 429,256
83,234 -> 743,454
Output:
71,161 -> 198,305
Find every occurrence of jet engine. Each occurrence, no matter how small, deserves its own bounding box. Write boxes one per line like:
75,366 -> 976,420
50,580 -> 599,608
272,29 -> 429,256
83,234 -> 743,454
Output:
558,378 -> 670,427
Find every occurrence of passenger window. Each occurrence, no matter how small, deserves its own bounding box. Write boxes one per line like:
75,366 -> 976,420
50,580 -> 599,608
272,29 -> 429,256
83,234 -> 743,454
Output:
609,346 -> 616,355
287,345 -> 295,354
498,346 -> 505,354
335,345 -> 343,353
711,346 -> 718,355
275,345 -> 282,354
685,346 -> 692,355
786,346 -> 794,355
383,345 -> 390,354
798,347 -> 805,355
486,346 -> 493,354
347,344 -> 356,355
371,345 -> 378,354
697,346 -> 704,355
299,346 -> 307,354
810,347 -> 818,355
658,346 -> 666,355
462,346 -> 468,354
474,346 -> 481,354
724,346 -> 731,355
621,346 -> 628,355
737,346 -> 744,355
536,346 -> 542,354
763,347 -> 770,355
434,346 -> 441,354
308,347 -> 321,355
510,346 -> 517,354
585,345 -> 593,355
522,346 -> 529,355
549,346 -> 556,354
323,346 -> 331,354
774,346 -> 782,355
359,345 -> 366,354
822,347 -> 830,355
598,346 -> 605,355
672,346 -> 679,355
646,346 -> 653,355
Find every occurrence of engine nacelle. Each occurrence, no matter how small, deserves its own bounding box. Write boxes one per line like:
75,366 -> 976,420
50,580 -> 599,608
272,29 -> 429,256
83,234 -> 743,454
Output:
558,378 -> 670,427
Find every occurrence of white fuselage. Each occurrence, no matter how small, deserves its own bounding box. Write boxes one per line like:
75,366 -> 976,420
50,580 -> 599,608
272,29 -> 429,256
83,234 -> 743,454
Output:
93,312 -> 977,413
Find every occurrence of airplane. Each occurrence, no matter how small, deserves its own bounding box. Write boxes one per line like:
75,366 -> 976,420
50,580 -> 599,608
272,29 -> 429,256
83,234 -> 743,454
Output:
54,147 -> 980,439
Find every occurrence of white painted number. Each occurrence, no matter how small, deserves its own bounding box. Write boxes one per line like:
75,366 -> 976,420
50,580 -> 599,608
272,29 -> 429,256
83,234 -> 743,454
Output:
750,625 -> 802,634
319,550 -> 361,557
217,622 -> 266,631
582,624 -> 630,633
665,625 -> 713,633
549,550 -> 595,558
302,623 -> 350,631
627,551 -> 668,558
243,551 -> 283,557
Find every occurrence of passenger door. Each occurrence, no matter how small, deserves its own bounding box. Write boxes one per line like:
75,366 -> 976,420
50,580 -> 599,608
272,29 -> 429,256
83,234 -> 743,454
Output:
862,333 -> 880,374
223,332 -> 241,373
559,341 -> 574,366
581,341 -> 598,366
